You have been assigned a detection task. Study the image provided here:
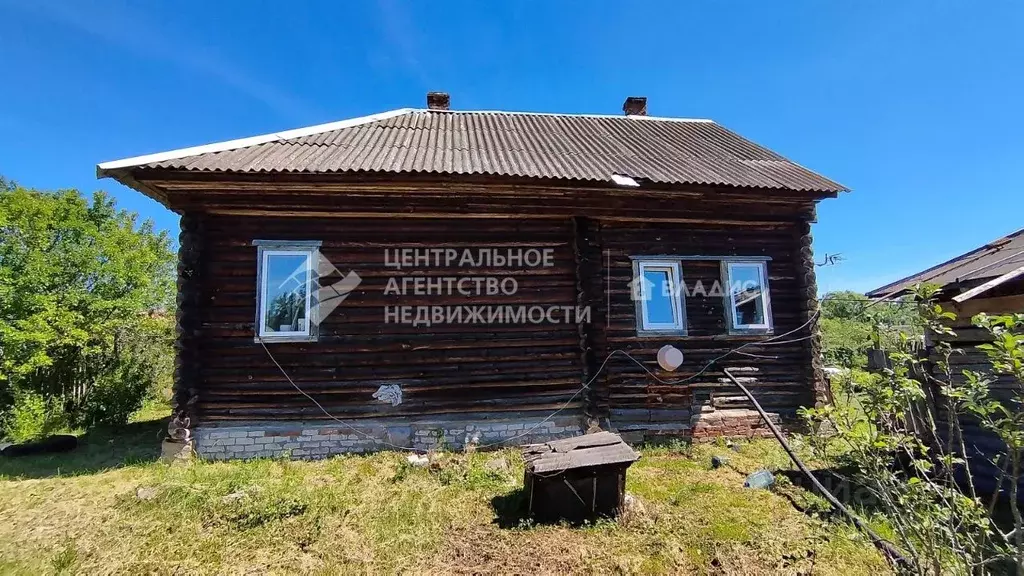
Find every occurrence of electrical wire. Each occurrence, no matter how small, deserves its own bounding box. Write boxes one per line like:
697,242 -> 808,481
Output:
257,307 -> 822,453
259,338 -> 420,453
822,299 -> 917,306
722,368 -> 911,568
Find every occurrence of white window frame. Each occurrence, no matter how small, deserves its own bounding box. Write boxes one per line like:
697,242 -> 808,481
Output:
633,259 -> 687,335
253,240 -> 321,343
723,260 -> 773,333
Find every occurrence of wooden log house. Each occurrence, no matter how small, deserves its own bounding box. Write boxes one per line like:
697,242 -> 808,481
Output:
868,228 -> 1024,496
98,94 -> 846,459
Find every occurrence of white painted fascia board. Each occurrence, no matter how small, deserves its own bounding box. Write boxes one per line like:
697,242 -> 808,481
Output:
952,264 -> 1024,303
97,108 -> 415,173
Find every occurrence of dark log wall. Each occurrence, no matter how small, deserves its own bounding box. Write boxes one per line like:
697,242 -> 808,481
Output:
196,214 -> 584,422
573,216 -> 604,422
589,220 -> 818,438
170,213 -> 203,441
927,293 -> 1024,497
152,175 -> 825,439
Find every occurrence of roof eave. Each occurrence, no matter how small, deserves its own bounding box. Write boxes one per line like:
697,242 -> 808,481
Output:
97,165 -> 175,211
95,108 -> 417,173
122,167 -> 844,198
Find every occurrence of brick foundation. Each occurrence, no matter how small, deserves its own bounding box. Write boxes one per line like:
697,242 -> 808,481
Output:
608,407 -> 790,444
691,408 -> 781,441
193,414 -> 584,460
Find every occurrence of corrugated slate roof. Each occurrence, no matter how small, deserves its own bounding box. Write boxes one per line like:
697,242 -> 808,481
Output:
99,108 -> 846,194
867,229 -> 1024,298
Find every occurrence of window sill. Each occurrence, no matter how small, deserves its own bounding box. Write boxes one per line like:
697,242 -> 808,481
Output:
255,335 -> 319,344
726,327 -> 774,336
635,329 -> 689,338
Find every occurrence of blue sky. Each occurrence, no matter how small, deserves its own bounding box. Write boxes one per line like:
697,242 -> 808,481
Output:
2,0 -> 1021,294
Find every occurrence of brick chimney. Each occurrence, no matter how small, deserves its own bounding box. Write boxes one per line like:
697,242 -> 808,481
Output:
623,96 -> 647,116
427,92 -> 450,110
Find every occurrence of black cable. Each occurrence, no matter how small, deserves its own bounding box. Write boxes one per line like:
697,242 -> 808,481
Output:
721,367 -> 912,569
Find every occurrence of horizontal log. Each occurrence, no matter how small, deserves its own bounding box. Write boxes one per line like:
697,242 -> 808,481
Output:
171,209 -> 818,427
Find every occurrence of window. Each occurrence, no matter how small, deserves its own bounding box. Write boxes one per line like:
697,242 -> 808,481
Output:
633,260 -> 686,334
723,261 -> 772,332
254,241 -> 321,342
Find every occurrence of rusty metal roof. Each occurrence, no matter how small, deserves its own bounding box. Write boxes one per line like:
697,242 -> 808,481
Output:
99,108 -> 846,194
867,228 -> 1024,298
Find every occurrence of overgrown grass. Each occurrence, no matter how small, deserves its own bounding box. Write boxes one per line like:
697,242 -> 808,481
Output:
0,416 -> 890,575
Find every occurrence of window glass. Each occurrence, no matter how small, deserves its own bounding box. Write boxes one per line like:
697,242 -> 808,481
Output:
260,251 -> 312,336
635,260 -> 685,333
643,268 -> 677,325
727,262 -> 771,330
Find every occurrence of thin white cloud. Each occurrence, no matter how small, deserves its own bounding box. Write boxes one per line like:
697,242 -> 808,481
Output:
373,0 -> 435,88
13,0 -> 317,121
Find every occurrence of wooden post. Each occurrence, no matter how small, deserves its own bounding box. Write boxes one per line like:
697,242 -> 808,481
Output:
572,216 -> 603,423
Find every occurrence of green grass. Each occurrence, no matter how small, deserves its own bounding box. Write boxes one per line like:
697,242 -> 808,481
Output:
129,398 -> 173,424
0,417 -> 890,575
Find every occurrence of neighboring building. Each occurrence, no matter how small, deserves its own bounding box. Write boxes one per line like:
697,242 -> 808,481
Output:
868,228 -> 1024,495
98,94 -> 846,459
867,228 -> 1024,305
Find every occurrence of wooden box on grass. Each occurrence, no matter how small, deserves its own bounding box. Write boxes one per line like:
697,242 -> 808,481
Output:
522,431 -> 640,523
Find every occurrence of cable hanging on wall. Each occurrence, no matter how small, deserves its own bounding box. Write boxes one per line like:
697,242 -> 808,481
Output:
257,307 -> 821,453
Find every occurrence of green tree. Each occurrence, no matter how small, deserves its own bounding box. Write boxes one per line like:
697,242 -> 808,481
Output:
821,290 -> 873,321
820,290 -> 920,368
0,180 -> 175,436
961,313 -> 1024,571
803,286 -> 1023,574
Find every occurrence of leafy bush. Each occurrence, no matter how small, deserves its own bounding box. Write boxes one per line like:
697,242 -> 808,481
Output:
2,390 -> 67,442
0,180 -> 175,436
77,317 -> 174,428
80,360 -> 150,428
821,317 -> 872,368
803,286 -> 1023,574
819,290 -> 921,369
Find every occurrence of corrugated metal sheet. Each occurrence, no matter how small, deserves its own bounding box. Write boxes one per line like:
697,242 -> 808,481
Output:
133,109 -> 845,193
867,229 -> 1024,297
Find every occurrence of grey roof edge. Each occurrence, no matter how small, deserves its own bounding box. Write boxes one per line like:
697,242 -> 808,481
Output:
711,123 -> 849,193
95,107 -> 718,176
96,108 -> 417,176
866,228 -> 1024,298
96,166 -> 171,207
431,108 -> 717,123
